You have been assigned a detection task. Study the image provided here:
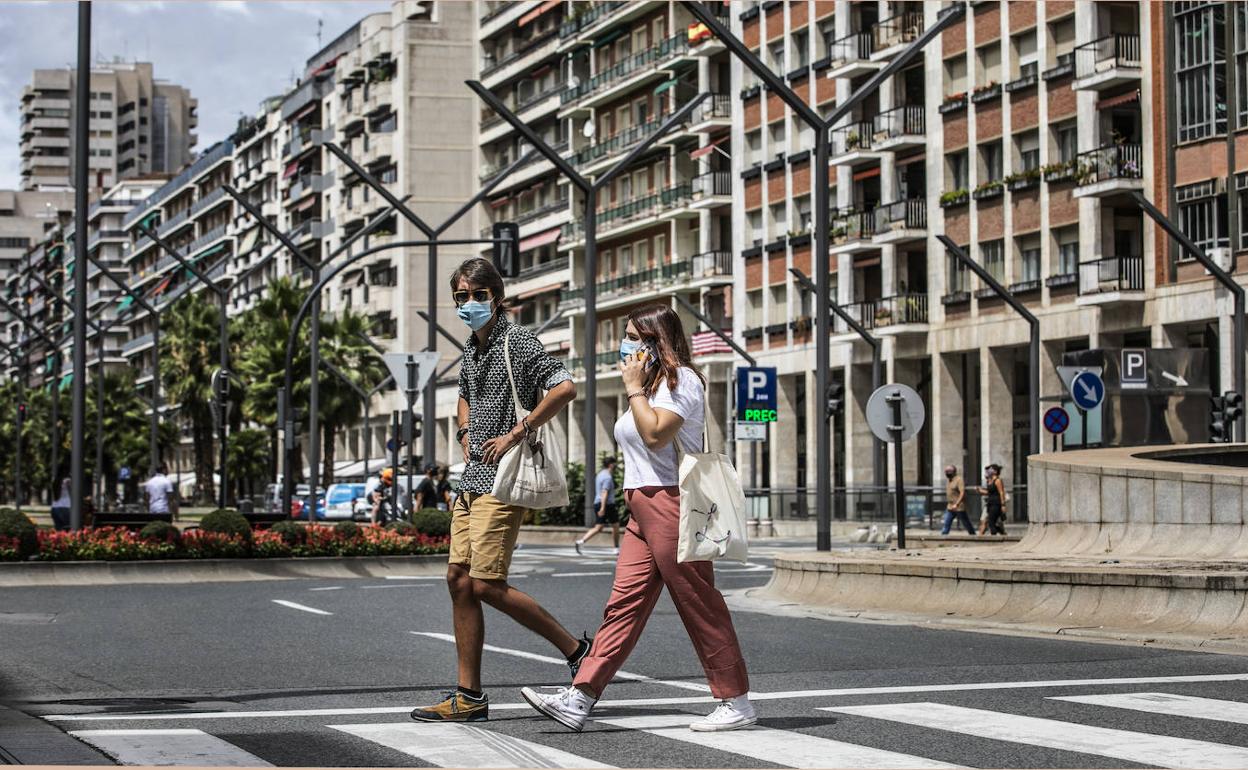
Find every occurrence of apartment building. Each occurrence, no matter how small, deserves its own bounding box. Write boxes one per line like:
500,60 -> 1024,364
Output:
0,189 -> 72,279
19,61 -> 197,194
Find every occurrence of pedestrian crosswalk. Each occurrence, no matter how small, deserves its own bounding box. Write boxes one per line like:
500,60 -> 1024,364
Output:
57,685 -> 1248,768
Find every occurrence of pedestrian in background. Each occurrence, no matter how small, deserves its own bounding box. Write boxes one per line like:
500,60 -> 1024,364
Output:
435,465 -> 453,511
521,303 -> 755,733
414,465 -> 438,511
940,465 -> 974,536
144,464 -> 176,522
50,477 -> 71,531
976,463 -> 1008,536
574,456 -> 620,554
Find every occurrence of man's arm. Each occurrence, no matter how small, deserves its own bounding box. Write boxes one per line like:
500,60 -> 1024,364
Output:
457,396 -> 470,461
953,481 -> 965,510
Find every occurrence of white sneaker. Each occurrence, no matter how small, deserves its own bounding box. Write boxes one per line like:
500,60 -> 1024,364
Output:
520,686 -> 596,732
689,696 -> 757,732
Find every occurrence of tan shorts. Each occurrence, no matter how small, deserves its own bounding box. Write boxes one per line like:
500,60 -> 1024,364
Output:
448,491 -> 527,580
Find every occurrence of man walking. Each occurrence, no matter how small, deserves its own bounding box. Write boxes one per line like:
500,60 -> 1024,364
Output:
411,258 -> 587,724
144,464 -> 177,522
941,464 -> 974,535
574,456 -> 620,554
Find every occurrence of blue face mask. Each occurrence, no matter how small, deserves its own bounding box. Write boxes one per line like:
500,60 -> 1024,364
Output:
457,301 -> 494,331
619,339 -> 641,361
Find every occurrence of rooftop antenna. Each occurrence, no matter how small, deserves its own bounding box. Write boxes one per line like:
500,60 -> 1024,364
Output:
316,19 -> 323,49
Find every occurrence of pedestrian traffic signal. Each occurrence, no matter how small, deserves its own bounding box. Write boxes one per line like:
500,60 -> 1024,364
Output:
1210,394 -> 1233,443
492,221 -> 521,278
412,413 -> 422,440
1223,390 -> 1244,440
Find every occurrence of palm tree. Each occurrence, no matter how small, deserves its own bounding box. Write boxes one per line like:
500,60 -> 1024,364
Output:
84,370 -> 154,506
317,308 -> 388,485
160,291 -> 220,504
227,427 -> 270,500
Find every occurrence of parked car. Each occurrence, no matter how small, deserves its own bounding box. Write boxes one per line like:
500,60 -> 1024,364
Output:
291,484 -> 326,520
324,483 -> 367,521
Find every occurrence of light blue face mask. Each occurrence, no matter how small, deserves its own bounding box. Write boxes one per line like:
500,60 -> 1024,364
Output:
619,338 -> 641,361
457,301 -> 494,331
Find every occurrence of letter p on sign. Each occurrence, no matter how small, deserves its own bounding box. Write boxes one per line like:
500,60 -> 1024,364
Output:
747,371 -> 768,400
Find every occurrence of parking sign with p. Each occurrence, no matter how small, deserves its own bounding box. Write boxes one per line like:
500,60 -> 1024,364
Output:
737,366 -> 777,423
1121,348 -> 1147,390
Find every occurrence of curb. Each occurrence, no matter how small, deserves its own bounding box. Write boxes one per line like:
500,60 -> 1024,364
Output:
0,702 -> 112,765
0,554 -> 448,587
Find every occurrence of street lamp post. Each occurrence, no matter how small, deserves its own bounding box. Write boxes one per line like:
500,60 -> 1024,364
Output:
69,1 -> 91,530
685,1 -> 966,551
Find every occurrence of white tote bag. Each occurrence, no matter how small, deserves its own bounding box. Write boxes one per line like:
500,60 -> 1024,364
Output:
675,394 -> 749,564
491,327 -> 570,510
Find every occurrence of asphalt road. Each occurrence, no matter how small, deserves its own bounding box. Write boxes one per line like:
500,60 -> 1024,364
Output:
5,542 -> 1248,768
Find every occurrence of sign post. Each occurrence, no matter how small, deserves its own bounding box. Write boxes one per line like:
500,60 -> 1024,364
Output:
1043,406 -> 1070,453
736,366 -> 776,488
865,383 -> 925,550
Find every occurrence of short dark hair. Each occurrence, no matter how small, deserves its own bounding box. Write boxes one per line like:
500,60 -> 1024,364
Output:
449,258 -> 506,303
157,463 -> 168,474
602,456 -> 617,468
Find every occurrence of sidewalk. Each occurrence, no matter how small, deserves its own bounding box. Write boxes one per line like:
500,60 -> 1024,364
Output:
0,702 -> 111,765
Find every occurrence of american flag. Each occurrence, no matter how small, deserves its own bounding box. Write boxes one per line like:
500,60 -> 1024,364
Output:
691,330 -> 734,356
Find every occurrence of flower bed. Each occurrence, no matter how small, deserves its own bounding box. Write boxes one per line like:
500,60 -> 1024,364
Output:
7,524 -> 449,562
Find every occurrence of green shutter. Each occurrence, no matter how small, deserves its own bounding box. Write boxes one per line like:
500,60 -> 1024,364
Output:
653,79 -> 678,95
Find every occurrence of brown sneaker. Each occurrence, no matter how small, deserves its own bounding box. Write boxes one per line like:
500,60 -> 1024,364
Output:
410,690 -> 489,722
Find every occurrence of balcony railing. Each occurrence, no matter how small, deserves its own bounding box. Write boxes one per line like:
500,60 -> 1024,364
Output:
831,121 -> 876,155
573,112 -> 671,167
693,94 -> 732,122
690,251 -> 732,278
560,183 -> 693,239
186,224 -> 228,256
1074,143 -> 1142,185
830,208 -> 877,243
560,33 -> 689,106
565,351 -> 619,374
562,255 -> 721,305
122,332 -> 155,355
874,198 -> 926,232
481,28 -> 558,79
872,11 -> 923,52
872,105 -> 924,142
516,255 -> 569,280
1079,255 -> 1144,294
692,171 -> 731,197
829,30 -> 873,66
189,186 -> 228,217
559,1 -> 624,39
843,293 -> 929,330
1075,34 -> 1141,79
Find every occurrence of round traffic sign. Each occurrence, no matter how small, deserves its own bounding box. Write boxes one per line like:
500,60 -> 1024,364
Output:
1043,406 -> 1070,435
865,383 -> 926,443
1071,371 -> 1105,411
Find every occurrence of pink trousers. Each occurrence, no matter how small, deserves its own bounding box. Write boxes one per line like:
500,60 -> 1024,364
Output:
573,486 -> 750,699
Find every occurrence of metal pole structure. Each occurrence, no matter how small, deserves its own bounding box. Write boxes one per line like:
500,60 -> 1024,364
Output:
389,409 -> 401,520
24,265 -> 63,504
0,297 -> 61,509
687,1 -> 965,550
1129,191 -> 1246,441
96,339 -> 104,506
887,388 -> 906,549
405,359 -> 417,513
69,1 -> 91,530
466,80 -> 706,525
938,236 -> 1040,458
321,358 -> 391,484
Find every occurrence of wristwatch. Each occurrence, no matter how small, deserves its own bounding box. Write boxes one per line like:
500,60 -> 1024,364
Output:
456,425 -> 470,443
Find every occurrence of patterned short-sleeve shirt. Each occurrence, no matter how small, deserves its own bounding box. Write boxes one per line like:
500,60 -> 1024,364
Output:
457,313 -> 571,494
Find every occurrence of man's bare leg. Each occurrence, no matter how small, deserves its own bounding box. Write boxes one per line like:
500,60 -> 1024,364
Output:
447,564 -> 484,690
472,578 -> 579,657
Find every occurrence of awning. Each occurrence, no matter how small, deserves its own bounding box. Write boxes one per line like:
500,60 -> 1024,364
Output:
294,196 -> 317,213
1098,89 -> 1140,110
116,295 -> 134,312
653,78 -> 679,96
489,196 -> 511,209
592,28 -> 626,49
195,242 -> 228,261
520,227 -> 561,252
282,161 -> 299,180
237,225 -> 260,255
530,63 -> 554,79
59,373 -> 72,391
518,0 -> 560,27
139,211 -> 160,230
514,282 -> 563,301
690,135 -> 729,160
853,166 -> 880,182
152,276 -> 173,296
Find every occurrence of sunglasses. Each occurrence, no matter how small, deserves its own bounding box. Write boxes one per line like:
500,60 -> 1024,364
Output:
452,289 -> 493,306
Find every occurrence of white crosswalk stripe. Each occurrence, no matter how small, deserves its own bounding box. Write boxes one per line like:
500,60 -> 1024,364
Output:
329,722 -> 614,768
822,701 -> 1248,768
1053,692 -> 1248,725
596,714 -> 961,768
70,728 -> 273,766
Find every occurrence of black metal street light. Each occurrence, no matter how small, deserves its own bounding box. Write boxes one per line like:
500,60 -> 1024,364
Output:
69,1 -> 91,530
466,80 -> 707,525
686,1 -> 965,551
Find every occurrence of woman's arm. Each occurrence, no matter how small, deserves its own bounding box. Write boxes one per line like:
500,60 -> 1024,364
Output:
620,356 -> 686,451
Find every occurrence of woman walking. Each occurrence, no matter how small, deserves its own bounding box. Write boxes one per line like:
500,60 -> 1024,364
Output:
977,463 -> 1008,535
521,304 -> 754,733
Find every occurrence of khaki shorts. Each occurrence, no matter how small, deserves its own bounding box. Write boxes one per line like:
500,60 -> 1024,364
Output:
448,491 -> 527,580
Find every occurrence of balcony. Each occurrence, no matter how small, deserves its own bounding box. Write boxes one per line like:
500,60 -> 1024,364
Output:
282,126 -> 334,159
573,111 -> 671,171
1072,143 -> 1143,198
687,94 -> 732,132
1077,255 -> 1145,305
186,224 -> 229,257
871,12 -> 923,60
872,199 -> 926,244
830,121 -> 881,166
690,251 -> 733,282
871,105 -> 925,152
1042,51 -> 1076,83
122,332 -> 155,356
560,257 -> 713,313
827,31 -> 880,79
689,171 -> 731,208
287,172 -> 334,203
840,294 -> 928,334
190,186 -> 230,218
829,209 -> 878,254
560,34 -> 690,112
515,255 -> 570,281
1073,34 -> 1141,91
156,209 -> 192,238
565,352 -> 619,376
559,1 -> 624,40
559,183 -> 694,245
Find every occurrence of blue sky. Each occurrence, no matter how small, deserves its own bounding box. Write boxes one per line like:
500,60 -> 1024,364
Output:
0,1 -> 391,189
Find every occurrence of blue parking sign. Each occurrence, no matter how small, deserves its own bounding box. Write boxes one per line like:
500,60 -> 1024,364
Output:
737,366 -> 777,423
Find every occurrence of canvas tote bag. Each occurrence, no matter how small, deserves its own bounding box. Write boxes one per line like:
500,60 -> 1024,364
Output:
675,390 -> 749,563
491,327 -> 570,510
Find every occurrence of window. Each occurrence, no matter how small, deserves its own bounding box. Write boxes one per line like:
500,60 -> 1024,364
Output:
769,122 -> 786,155
769,41 -> 786,72
1176,178 -> 1228,256
948,149 -> 969,189
981,239 -> 1005,282
654,233 -> 667,262
1055,227 -> 1079,275
981,141 -> 1002,181
635,239 -> 649,268
796,196 -> 812,232
976,42 -> 1001,85
1016,130 -> 1040,171
818,19 -> 836,58
748,210 -> 764,246
794,30 -> 810,68
944,55 -> 967,96
770,202 -> 787,237
1017,234 -> 1041,282
1238,3 -> 1248,126
1238,174 -> 1248,248
1054,121 -> 1077,163
746,130 -> 762,166
1012,30 -> 1037,79
1048,17 -> 1075,63
947,254 -> 968,292
619,244 -> 633,274
746,288 -> 764,327
769,285 -> 787,325
1175,1 -> 1227,142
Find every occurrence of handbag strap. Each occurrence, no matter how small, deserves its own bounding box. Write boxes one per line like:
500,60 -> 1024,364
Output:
501,326 -> 527,419
670,379 -> 710,456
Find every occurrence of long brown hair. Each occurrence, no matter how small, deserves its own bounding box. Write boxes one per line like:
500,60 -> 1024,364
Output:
626,303 -> 706,397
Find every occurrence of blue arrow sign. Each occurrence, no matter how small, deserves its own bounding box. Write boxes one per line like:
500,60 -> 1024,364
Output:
1043,406 -> 1070,435
1071,371 -> 1105,411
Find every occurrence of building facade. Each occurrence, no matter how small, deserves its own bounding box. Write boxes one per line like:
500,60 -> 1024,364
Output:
19,62 -> 197,194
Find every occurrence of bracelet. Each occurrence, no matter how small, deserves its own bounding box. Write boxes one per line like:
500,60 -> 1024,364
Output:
521,417 -> 533,438
626,390 -> 647,401
456,425 -> 469,442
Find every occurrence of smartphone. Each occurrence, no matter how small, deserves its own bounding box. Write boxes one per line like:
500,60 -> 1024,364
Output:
635,341 -> 657,370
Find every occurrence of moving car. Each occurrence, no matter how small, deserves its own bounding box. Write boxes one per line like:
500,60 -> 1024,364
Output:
324,483 -> 367,521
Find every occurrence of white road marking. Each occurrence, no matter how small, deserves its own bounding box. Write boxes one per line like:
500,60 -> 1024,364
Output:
598,714 -> 960,768
360,584 -> 435,589
70,728 -> 273,766
411,632 -> 711,692
330,722 -> 613,768
308,586 -> 343,592
270,600 -> 332,616
823,702 -> 1248,768
1053,692 -> 1248,725
551,571 -> 613,577
44,673 -> 1248,722
384,575 -> 447,580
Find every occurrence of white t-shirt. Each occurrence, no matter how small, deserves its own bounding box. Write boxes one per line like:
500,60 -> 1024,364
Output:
614,367 -> 704,489
145,474 -> 174,513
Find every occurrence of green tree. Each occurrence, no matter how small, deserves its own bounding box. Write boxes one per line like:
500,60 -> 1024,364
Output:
317,309 -> 387,485
227,427 -> 271,499
160,291 -> 221,504
83,370 -> 155,505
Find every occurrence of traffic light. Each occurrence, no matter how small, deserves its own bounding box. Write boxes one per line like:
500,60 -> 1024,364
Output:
1210,394 -> 1232,443
1224,391 -> 1244,440
16,402 -> 26,427
492,221 -> 521,278
411,412 -> 422,440
826,382 -> 844,420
